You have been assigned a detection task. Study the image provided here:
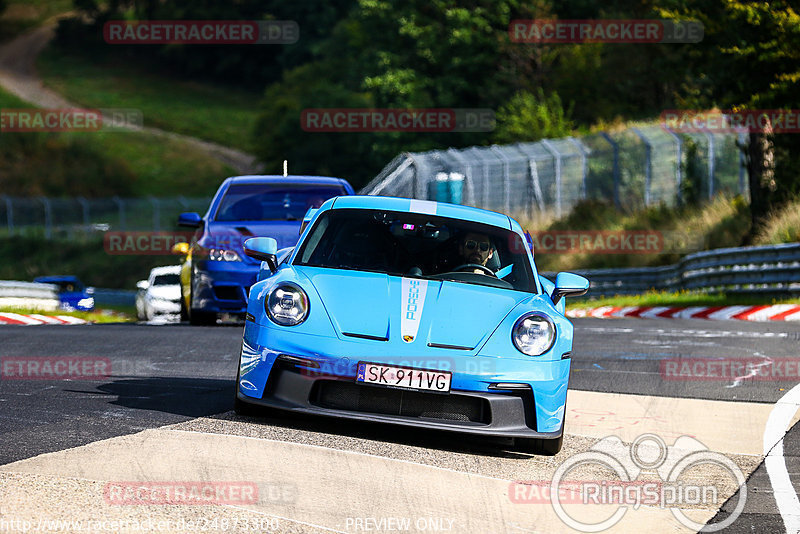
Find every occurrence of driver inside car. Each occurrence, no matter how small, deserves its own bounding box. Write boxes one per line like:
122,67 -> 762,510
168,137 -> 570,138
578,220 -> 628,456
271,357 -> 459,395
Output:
456,232 -> 495,274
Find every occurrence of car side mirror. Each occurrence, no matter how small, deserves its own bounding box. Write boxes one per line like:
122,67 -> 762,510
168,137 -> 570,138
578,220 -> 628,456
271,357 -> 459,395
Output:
136,280 -> 149,290
551,272 -> 589,306
171,242 -> 190,255
244,237 -> 278,273
178,212 -> 202,228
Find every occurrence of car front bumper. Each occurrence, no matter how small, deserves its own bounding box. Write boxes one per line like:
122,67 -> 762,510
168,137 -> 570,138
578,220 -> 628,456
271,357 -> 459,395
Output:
191,260 -> 258,314
237,324 -> 570,439
147,299 -> 181,315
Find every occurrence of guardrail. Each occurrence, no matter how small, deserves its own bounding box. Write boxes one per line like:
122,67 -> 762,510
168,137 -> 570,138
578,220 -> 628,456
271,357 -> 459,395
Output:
93,288 -> 136,307
0,281 -> 60,310
541,242 -> 800,297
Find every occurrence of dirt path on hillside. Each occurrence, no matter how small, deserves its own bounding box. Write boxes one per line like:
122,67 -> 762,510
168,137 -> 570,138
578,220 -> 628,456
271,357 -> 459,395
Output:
0,22 -> 263,174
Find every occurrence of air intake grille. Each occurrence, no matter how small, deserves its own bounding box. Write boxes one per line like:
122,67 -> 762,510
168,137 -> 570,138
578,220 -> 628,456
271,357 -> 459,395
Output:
311,381 -> 489,424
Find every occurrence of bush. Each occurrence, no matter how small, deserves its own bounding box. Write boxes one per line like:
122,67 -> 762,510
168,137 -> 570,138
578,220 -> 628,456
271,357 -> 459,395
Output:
493,90 -> 574,145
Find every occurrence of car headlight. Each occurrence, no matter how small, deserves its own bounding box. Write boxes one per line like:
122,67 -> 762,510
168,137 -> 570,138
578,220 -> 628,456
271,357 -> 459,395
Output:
77,297 -> 94,308
512,313 -> 555,356
209,248 -> 241,262
266,283 -> 309,326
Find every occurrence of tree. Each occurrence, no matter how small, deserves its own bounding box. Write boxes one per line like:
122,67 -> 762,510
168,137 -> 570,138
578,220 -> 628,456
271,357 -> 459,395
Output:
493,90 -> 573,144
662,0 -> 800,231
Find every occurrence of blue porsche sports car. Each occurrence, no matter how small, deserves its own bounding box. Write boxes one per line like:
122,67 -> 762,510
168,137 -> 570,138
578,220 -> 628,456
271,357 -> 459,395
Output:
174,175 -> 354,325
235,196 -> 588,454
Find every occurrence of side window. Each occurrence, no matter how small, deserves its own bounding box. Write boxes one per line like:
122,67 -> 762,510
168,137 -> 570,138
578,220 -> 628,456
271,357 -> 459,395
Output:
300,216 -> 330,263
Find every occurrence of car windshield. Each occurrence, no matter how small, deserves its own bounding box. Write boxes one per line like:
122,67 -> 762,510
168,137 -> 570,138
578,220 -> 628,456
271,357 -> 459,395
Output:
54,281 -> 82,293
214,183 -> 345,222
295,209 -> 536,292
152,274 -> 179,285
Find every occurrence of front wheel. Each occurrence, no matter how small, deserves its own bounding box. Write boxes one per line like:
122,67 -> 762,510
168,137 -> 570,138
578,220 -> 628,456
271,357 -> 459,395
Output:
189,309 -> 217,326
187,275 -> 216,325
179,290 -> 189,322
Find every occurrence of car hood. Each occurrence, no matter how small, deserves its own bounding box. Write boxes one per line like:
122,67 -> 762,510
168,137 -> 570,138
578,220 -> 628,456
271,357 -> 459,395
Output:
201,221 -> 301,262
298,267 -> 529,350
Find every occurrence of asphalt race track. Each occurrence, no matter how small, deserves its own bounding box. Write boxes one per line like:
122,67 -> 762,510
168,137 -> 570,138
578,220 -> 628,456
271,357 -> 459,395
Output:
1,318 -> 800,533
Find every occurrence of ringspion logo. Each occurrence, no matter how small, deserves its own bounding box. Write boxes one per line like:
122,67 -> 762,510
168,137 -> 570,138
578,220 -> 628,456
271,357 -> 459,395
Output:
540,434 -> 746,532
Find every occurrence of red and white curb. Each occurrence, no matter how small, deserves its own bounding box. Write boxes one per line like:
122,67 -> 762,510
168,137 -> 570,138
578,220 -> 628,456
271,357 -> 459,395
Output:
0,313 -> 87,325
567,304 -> 800,321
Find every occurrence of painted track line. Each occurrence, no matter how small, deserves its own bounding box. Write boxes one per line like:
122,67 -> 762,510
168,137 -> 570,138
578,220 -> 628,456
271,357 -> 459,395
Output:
764,382 -> 800,534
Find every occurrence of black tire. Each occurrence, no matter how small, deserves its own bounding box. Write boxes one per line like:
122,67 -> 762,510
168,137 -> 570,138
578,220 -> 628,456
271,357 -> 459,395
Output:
516,434 -> 564,456
190,309 -> 217,326
187,276 -> 216,325
179,290 -> 189,322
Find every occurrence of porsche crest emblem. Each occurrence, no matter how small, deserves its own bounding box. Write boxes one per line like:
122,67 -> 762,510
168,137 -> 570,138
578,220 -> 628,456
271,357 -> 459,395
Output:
403,335 -> 415,343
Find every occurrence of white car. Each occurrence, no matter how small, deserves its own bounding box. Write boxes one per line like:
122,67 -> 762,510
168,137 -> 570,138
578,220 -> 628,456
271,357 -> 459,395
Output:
135,266 -> 181,321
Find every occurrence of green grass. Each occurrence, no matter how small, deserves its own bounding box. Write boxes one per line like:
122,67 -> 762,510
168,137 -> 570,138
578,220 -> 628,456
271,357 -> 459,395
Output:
72,130 -> 235,197
0,85 -> 31,107
0,236 -> 180,289
38,46 -> 260,152
522,195 -> 753,272
0,306 -> 134,323
0,85 -> 234,196
569,290 -> 800,310
754,198 -> 800,245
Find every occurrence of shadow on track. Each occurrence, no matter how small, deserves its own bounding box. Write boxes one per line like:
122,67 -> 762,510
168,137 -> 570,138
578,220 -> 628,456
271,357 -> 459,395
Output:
88,377 -> 232,417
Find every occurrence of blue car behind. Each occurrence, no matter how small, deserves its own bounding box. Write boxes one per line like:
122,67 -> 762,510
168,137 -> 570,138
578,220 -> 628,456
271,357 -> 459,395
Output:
175,175 -> 354,325
33,275 -> 95,311
235,196 -> 588,455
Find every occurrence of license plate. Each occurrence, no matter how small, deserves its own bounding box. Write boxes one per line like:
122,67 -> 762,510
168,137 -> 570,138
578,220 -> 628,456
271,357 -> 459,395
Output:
356,362 -> 451,393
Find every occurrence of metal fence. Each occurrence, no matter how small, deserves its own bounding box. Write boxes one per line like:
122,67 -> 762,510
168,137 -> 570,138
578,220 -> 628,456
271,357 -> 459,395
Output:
0,196 -> 211,239
541,243 -> 800,298
361,125 -> 748,217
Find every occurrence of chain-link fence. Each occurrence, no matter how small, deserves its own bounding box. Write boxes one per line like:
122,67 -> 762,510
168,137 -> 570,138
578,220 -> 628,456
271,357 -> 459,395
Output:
361,125 -> 748,217
0,196 -> 211,239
